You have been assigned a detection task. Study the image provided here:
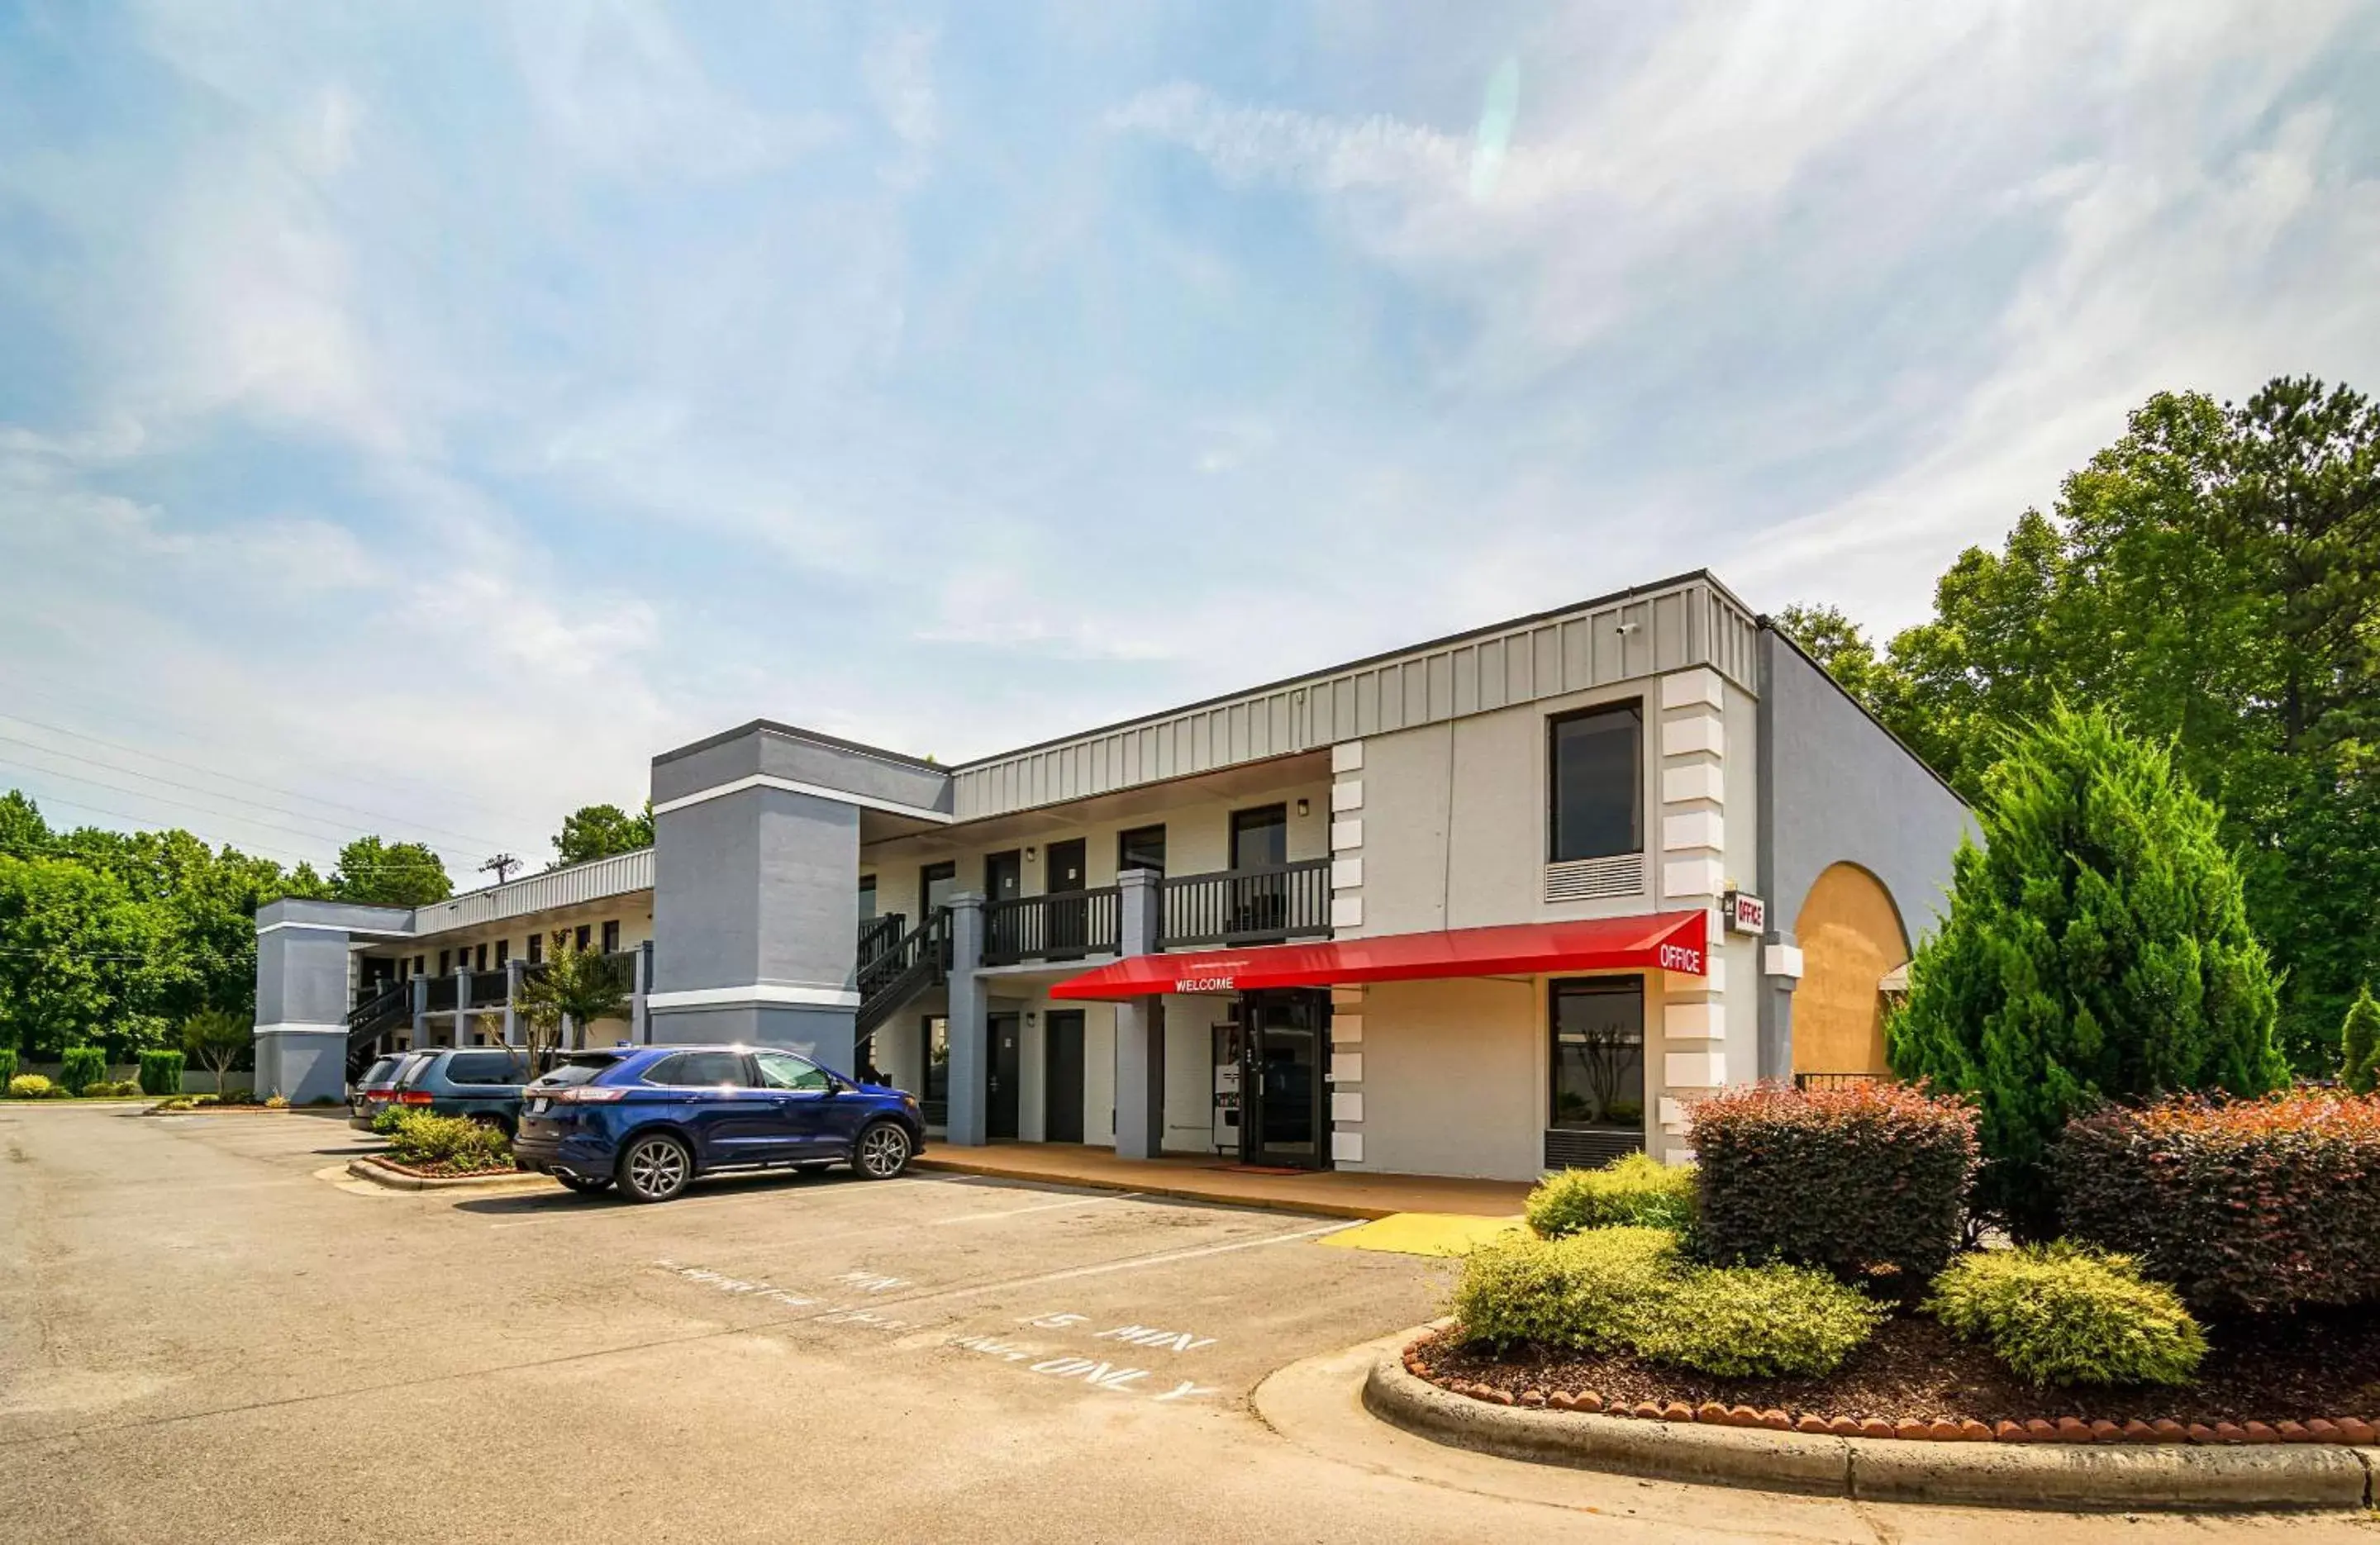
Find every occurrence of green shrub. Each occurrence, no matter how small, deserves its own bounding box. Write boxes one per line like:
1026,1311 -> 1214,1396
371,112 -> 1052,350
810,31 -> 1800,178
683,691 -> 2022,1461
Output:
58,1046 -> 106,1096
371,1103 -> 407,1136
1887,706 -> 2287,1238
8,1073 -> 55,1099
1928,1243 -> 2206,1387
2057,1091 -> 2380,1315
79,1079 -> 137,1097
1449,1227 -> 1680,1351
1632,1263 -> 1887,1378
138,1050 -> 185,1097
0,1048 -> 15,1088
1526,1153 -> 1697,1237
1690,1081 -> 1978,1293
387,1110 -> 512,1172
2340,988 -> 2380,1095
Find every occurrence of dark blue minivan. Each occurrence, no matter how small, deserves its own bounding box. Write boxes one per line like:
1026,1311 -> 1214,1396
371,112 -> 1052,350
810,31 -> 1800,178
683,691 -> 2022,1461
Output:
513,1044 -> 925,1203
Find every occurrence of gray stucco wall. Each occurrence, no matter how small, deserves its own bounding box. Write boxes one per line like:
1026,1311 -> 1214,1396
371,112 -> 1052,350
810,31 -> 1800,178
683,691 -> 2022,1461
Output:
649,784 -> 862,996
253,898 -> 411,1027
1755,629 -> 1973,1077
651,720 -> 953,815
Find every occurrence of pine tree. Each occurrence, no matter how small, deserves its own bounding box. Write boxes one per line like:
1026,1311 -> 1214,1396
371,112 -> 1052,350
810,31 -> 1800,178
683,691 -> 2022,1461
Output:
1887,703 -> 2287,1238
2341,987 -> 2380,1096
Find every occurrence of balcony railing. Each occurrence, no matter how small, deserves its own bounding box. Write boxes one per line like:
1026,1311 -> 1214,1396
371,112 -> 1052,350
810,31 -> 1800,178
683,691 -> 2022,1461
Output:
983,887 -> 1121,966
467,969 -> 512,1009
423,975 -> 458,1012
1159,858 -> 1331,948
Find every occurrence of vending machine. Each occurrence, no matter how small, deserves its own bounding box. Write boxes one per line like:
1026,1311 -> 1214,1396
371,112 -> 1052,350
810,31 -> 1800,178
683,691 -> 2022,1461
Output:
1210,1010 -> 1243,1157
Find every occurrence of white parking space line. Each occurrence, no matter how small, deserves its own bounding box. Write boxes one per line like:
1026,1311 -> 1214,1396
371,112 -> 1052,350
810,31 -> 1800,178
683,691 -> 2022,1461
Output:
931,1192 -> 1141,1224
482,1175 -> 949,1227
929,1220 -> 1359,1301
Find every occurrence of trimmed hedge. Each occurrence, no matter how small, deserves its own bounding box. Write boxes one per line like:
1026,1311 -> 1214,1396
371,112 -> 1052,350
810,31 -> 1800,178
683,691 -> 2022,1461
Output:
1449,1226 -> 1883,1378
1525,1153 -> 1697,1237
2057,1091 -> 2380,1316
1928,1243 -> 2205,1387
386,1110 -> 512,1172
1689,1081 -> 1979,1292
59,1046 -> 106,1096
1451,1227 -> 1680,1351
139,1050 -> 185,1096
1630,1262 -> 1887,1379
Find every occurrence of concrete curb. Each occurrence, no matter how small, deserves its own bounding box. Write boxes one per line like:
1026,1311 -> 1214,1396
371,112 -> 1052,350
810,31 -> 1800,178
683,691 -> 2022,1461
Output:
345,1157 -> 556,1193
1363,1343 -> 2377,1513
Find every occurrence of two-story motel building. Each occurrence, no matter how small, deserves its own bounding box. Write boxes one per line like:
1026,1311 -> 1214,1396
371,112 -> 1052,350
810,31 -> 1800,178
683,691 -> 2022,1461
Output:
254,571 -> 1968,1179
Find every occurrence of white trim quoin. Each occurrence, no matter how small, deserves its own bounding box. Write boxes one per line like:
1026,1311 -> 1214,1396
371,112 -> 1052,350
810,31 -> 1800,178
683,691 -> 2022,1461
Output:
644,984 -> 863,1011
252,1022 -> 348,1037
650,774 -> 952,824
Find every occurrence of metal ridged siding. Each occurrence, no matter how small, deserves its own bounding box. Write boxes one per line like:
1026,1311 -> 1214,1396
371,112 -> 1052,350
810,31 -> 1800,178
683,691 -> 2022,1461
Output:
404,849 -> 654,934
953,578 -> 1758,821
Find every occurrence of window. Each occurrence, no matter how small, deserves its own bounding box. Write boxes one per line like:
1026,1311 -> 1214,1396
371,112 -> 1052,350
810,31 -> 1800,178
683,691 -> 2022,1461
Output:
921,861 -> 957,913
1230,805 -> 1287,870
438,949 -> 452,975
858,874 -> 877,921
536,1053 -> 622,1088
601,920 -> 620,953
1117,825 -> 1166,877
1548,702 -> 1643,863
527,932 -> 545,965
412,954 -> 425,975
495,939 -> 509,968
1549,978 -> 1645,1131
643,1050 -> 750,1087
753,1051 -> 831,1092
448,1050 -> 525,1086
574,924 -> 592,952
474,943 -> 488,972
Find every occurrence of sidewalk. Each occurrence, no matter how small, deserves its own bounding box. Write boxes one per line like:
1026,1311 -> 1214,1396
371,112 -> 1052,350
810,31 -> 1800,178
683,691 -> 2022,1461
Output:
914,1142 -> 1531,1220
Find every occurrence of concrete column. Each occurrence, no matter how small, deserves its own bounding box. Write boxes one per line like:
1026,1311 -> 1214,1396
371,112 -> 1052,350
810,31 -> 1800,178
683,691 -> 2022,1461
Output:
410,975 -> 429,1048
1760,931 -> 1803,1081
633,941 -> 653,1043
943,893 -> 989,1147
1111,869 -> 1165,1160
502,959 -> 522,1047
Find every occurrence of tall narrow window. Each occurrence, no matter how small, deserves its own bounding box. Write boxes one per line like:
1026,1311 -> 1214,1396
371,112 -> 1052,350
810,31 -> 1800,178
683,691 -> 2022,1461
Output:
601,920 -> 620,953
1548,702 -> 1643,862
527,933 -> 545,966
438,948 -> 452,975
1549,978 -> 1645,1132
574,924 -> 592,952
474,943 -> 488,972
495,939 -> 509,968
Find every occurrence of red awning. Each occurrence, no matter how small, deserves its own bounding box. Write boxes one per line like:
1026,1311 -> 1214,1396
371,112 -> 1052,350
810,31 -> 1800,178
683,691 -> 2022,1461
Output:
1047,910 -> 1708,1001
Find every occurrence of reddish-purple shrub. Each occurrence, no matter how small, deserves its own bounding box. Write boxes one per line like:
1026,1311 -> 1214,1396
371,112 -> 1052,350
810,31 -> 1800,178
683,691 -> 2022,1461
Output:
2057,1092 -> 2380,1316
1688,1082 -> 1979,1293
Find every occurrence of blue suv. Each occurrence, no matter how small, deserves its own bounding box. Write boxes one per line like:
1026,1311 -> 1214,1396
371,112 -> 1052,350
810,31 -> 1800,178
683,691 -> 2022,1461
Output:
513,1044 -> 924,1203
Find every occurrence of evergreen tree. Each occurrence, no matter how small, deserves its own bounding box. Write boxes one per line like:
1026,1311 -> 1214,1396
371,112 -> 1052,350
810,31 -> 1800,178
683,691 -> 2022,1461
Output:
2341,986 -> 2380,1096
1887,703 -> 2287,1238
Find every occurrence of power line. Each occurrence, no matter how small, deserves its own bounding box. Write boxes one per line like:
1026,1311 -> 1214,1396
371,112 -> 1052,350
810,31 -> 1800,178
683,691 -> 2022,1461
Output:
0,758 -> 483,863
0,733 -> 493,858
0,711 -> 508,850
6,789 -> 455,875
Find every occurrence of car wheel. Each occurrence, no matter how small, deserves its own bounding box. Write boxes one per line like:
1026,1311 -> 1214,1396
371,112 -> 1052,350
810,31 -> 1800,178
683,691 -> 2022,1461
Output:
852,1120 -> 913,1180
558,1174 -> 612,1195
617,1134 -> 694,1203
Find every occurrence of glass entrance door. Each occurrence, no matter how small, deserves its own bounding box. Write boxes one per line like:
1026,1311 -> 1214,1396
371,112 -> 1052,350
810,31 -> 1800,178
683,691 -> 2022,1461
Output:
1240,989 -> 1329,1168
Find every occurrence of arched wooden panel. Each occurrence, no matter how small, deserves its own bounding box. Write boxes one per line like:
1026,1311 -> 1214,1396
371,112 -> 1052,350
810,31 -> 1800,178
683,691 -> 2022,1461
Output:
1790,863 -> 1910,1077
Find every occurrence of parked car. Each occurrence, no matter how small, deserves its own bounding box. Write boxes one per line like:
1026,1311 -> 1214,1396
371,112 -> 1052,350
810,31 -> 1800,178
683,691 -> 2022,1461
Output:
389,1046 -> 534,1134
514,1044 -> 925,1202
349,1052 -> 426,1130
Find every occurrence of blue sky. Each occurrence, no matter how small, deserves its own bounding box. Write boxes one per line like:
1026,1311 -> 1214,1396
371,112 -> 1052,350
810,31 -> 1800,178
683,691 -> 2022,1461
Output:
3,0 -> 2378,882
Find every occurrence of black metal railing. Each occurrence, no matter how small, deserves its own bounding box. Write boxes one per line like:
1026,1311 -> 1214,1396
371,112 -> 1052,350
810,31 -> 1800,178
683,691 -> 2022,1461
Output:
983,887 -> 1121,966
467,969 -> 512,1009
423,975 -> 458,1012
858,907 -> 950,1036
1794,1072 -> 1889,1091
346,980 -> 408,1034
1159,858 -> 1332,948
857,911 -> 907,967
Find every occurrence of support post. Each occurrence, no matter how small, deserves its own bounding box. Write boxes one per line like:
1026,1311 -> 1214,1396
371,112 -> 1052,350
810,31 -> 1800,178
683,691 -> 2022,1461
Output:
502,959 -> 522,1047
410,974 -> 429,1048
943,893 -> 988,1147
1111,868 -> 1165,1160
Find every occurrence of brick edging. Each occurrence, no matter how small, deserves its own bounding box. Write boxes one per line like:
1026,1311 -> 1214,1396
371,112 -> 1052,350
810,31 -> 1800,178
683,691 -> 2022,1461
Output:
1367,1336 -> 2377,1511
345,1156 -> 551,1191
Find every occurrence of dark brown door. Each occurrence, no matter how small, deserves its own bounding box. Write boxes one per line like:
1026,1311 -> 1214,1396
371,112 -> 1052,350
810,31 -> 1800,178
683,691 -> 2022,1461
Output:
1044,1010 -> 1085,1143
1045,839 -> 1088,956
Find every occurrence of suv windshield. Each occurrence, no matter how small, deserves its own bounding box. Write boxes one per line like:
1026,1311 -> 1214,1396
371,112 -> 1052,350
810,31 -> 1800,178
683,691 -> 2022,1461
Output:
536,1053 -> 624,1088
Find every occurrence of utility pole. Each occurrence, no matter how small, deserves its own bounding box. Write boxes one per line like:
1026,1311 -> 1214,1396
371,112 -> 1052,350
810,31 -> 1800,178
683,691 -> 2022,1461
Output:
480,853 -> 521,885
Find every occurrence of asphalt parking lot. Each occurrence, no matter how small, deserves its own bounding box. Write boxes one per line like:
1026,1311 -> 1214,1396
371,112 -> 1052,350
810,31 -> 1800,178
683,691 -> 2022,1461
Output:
3,1105 -> 2369,1544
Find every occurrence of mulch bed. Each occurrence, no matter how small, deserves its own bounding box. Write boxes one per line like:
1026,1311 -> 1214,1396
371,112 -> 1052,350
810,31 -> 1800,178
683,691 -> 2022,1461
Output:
1420,1310 -> 2380,1438
361,1154 -> 522,1181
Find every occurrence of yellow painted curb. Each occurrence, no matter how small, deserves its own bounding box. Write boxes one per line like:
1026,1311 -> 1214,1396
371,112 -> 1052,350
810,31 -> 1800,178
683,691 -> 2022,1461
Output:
1316,1212 -> 1526,1258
